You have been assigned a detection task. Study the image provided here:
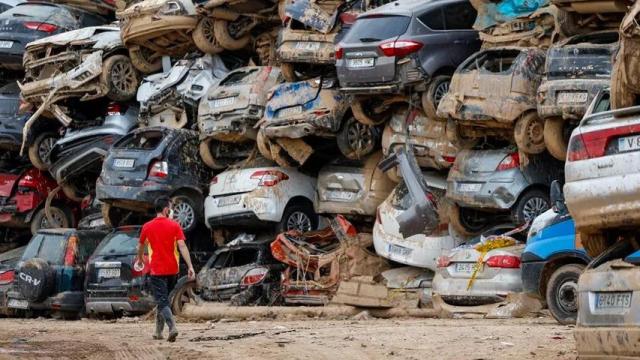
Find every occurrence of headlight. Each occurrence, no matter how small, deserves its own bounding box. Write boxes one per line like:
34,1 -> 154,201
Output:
158,1 -> 184,15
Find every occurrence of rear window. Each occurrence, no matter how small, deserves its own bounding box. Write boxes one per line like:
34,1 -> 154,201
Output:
115,131 -> 164,150
343,15 -> 411,43
22,234 -> 67,264
464,50 -> 522,73
220,68 -> 260,86
94,230 -> 140,256
1,4 -> 69,20
212,248 -> 258,268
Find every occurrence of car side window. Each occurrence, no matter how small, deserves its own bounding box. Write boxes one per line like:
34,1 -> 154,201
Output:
79,12 -> 104,27
418,8 -> 445,31
444,2 -> 477,30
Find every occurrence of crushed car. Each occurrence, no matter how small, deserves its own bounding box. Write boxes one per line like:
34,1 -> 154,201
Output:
537,31 -> 618,160
198,65 -> 284,169
611,1 -> 640,109
258,77 -> 379,167
437,47 -> 547,155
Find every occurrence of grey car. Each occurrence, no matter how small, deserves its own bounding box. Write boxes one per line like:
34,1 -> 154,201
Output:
335,0 -> 480,122
446,148 -> 560,235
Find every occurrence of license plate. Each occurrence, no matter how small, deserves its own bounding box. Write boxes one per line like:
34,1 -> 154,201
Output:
618,135 -> 640,152
98,268 -> 120,278
7,298 -> 28,309
217,194 -> 241,207
596,292 -> 632,309
327,190 -> 354,201
0,41 -> 13,49
295,42 -> 320,51
458,183 -> 482,192
113,158 -> 134,168
213,96 -> 236,108
347,58 -> 375,68
89,218 -> 106,228
278,106 -> 302,118
387,244 -> 412,259
557,92 -> 588,104
455,263 -> 476,273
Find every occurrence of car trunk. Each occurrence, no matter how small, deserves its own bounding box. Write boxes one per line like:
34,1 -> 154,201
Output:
209,164 -> 282,196
319,162 -> 366,203
547,35 -> 617,80
453,149 -> 512,181
103,130 -> 169,187
443,245 -> 523,280
267,80 -> 320,118
85,229 -> 141,295
209,68 -> 264,113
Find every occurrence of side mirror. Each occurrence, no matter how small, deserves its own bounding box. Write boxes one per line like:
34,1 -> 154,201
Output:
550,180 -> 566,214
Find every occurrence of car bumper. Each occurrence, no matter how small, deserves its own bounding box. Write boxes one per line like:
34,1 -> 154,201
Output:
96,182 -> 173,211
521,260 -> 545,298
382,126 -> 456,171
7,290 -> 84,312
316,192 -> 384,217
438,95 -> 532,125
204,190 -> 283,228
199,108 -> 262,142
447,169 -> 527,210
262,115 -> 335,139
537,79 -> 608,121
339,83 -> 402,95
85,296 -> 154,315
432,271 -> 523,304
575,327 -> 640,359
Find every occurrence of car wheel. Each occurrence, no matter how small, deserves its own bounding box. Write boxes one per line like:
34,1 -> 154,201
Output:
447,203 -> 486,236
170,194 -> 202,233
611,52 -> 636,110
256,130 -> 274,161
544,117 -> 572,161
213,19 -> 251,51
421,75 -> 450,120
170,278 -> 199,316
102,55 -> 139,102
277,201 -> 317,233
337,116 -> 379,160
30,206 -> 72,235
512,188 -> 550,225
61,183 -> 84,202
193,17 -> 224,54
28,132 -> 58,171
199,140 -> 224,170
546,263 -> 584,325
351,98 -> 392,126
128,46 -> 162,74
514,112 -> 546,155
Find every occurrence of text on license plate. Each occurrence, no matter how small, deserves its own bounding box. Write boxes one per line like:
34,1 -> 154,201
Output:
455,263 -> 477,273
7,299 -> 28,309
113,159 -> 135,168
618,135 -> 640,152
347,58 -> 375,68
0,41 -> 13,49
327,190 -> 354,201
557,92 -> 588,104
218,195 -> 241,207
295,42 -> 320,51
387,244 -> 412,259
458,183 -> 482,192
278,106 -> 302,118
595,292 -> 632,309
98,268 -> 121,278
213,96 -> 236,108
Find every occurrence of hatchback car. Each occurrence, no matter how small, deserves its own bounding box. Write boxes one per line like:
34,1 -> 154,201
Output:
96,127 -> 213,232
336,0 -> 479,121
446,148 -> 559,235
7,228 -> 107,318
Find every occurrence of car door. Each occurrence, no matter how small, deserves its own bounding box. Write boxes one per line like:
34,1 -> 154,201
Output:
411,6 -> 452,76
441,0 -> 480,65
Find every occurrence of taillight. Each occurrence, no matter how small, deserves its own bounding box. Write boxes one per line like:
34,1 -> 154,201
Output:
18,173 -> 38,190
107,103 -> 121,116
443,156 -> 456,163
18,99 -> 33,114
335,46 -> 344,60
250,170 -> 289,187
379,40 -> 423,57
567,134 -> 588,161
64,236 -> 78,266
485,255 -> 521,268
566,124 -> 640,162
148,161 -> 168,179
241,267 -> 268,286
496,152 -> 520,171
436,256 -> 451,268
23,22 -> 58,33
0,270 -> 14,285
210,176 -> 218,185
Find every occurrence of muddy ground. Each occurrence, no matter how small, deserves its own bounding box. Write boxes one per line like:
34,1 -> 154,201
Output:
0,315 -> 576,359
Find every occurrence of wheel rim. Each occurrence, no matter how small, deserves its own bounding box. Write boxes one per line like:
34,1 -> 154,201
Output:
347,121 -> 373,156
433,80 -> 449,107
203,18 -> 216,44
38,137 -> 56,163
41,209 -> 64,229
172,200 -> 195,230
286,211 -> 312,232
522,197 -> 549,221
527,118 -> 545,144
557,279 -> 578,313
111,60 -> 137,94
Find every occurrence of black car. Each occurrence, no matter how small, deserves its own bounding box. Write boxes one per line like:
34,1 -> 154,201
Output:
0,2 -> 109,70
96,127 -> 214,232
6,228 -> 108,318
0,245 -> 24,316
0,81 -> 30,155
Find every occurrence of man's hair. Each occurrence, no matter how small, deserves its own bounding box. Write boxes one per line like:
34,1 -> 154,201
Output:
154,196 -> 171,213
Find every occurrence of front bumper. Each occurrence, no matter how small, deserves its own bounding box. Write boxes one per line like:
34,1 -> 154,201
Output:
521,260 -> 545,298
575,327 -> 640,359
96,181 -> 173,211
537,79 -> 608,121
432,271 -> 523,305
7,290 -> 84,312
447,168 -> 527,210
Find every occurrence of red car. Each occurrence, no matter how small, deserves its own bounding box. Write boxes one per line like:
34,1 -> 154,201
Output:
0,167 -> 77,234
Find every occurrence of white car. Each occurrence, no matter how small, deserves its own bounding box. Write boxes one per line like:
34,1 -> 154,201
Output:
204,158 -> 318,232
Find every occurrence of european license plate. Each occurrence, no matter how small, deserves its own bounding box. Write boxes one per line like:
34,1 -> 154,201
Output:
278,106 -> 302,118
89,218 -> 106,228
347,58 -> 375,68
98,268 -> 120,278
7,298 -> 28,309
618,135 -> 640,152
557,92 -> 588,104
458,183 -> 482,192
455,263 -> 476,273
295,42 -> 320,51
595,292 -> 632,309
213,96 -> 236,108
387,244 -> 412,259
218,194 -> 241,207
327,190 -> 354,201
0,41 -> 13,49
113,158 -> 134,168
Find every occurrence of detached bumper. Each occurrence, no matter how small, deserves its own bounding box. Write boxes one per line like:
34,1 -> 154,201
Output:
121,15 -> 197,48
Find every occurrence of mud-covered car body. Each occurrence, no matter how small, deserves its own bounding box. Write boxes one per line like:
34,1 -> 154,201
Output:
550,0 -> 628,34
137,54 -> 228,129
611,1 -> 640,109
0,81 -> 29,152
0,2 -> 109,70
6,228 -> 107,316
0,245 -> 25,316
316,152 -> 394,218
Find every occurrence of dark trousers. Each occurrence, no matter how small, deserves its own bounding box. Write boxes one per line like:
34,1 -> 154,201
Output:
150,275 -> 177,310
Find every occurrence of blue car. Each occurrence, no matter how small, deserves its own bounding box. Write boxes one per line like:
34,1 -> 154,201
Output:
521,208 -> 589,324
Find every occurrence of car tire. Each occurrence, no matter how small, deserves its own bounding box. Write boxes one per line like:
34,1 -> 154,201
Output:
128,46 -> 162,74
199,140 -> 224,170
276,201 -> 317,233
611,52 -> 636,110
337,116 -> 379,160
193,17 -> 224,54
512,188 -> 550,225
30,206 -> 72,235
256,130 -> 274,161
447,203 -> 486,236
28,132 -> 58,171
15,258 -> 55,302
514,112 -> 546,155
102,55 -> 139,102
421,75 -> 450,121
213,19 -> 251,51
546,263 -> 584,325
170,277 -> 198,316
543,117 -> 571,161
351,98 -> 392,126
170,193 -> 202,233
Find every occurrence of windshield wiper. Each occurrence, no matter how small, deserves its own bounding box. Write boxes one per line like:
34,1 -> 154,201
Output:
359,37 -> 381,42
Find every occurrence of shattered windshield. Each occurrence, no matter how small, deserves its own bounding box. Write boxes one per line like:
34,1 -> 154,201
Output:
115,131 -> 164,150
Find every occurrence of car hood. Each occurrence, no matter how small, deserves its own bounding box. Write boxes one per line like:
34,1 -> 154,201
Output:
26,26 -> 122,50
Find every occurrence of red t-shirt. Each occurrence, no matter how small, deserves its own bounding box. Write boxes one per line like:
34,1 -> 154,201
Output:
139,217 -> 186,276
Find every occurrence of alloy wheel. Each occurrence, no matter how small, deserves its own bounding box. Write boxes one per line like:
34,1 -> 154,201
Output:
522,197 -> 549,221
111,60 -> 137,94
38,137 -> 56,164
172,200 -> 196,230
433,81 -> 449,107
347,122 -> 373,155
286,211 -> 312,232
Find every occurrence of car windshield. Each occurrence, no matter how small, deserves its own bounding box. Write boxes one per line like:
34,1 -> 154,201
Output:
94,229 -> 140,256
220,68 -> 259,86
342,15 -> 410,43
115,131 -> 164,150
1,4 -> 65,20
22,233 -> 67,264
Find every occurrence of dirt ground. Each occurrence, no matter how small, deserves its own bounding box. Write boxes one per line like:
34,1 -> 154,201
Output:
0,315 -> 576,359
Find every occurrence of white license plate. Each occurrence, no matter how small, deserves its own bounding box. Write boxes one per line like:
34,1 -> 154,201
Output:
0,41 -> 13,49
347,58 -> 375,68
7,298 -> 28,309
557,92 -> 588,104
387,244 -> 412,259
113,158 -> 135,168
98,268 -> 120,278
327,190 -> 354,201
458,183 -> 482,192
213,96 -> 236,108
596,292 -> 632,309
278,106 -> 302,118
618,135 -> 640,152
89,218 -> 106,228
217,194 -> 241,207
295,42 -> 320,51
455,263 -> 476,273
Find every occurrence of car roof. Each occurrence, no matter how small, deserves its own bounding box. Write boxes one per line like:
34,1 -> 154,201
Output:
362,0 -> 449,16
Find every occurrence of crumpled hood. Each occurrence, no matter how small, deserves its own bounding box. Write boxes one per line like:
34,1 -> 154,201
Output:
471,0 -> 549,30
26,26 -> 122,50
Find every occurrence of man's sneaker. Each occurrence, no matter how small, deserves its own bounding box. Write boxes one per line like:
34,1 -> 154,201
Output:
167,330 -> 178,343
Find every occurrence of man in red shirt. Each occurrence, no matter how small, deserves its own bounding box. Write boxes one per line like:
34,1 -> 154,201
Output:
136,196 -> 195,342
